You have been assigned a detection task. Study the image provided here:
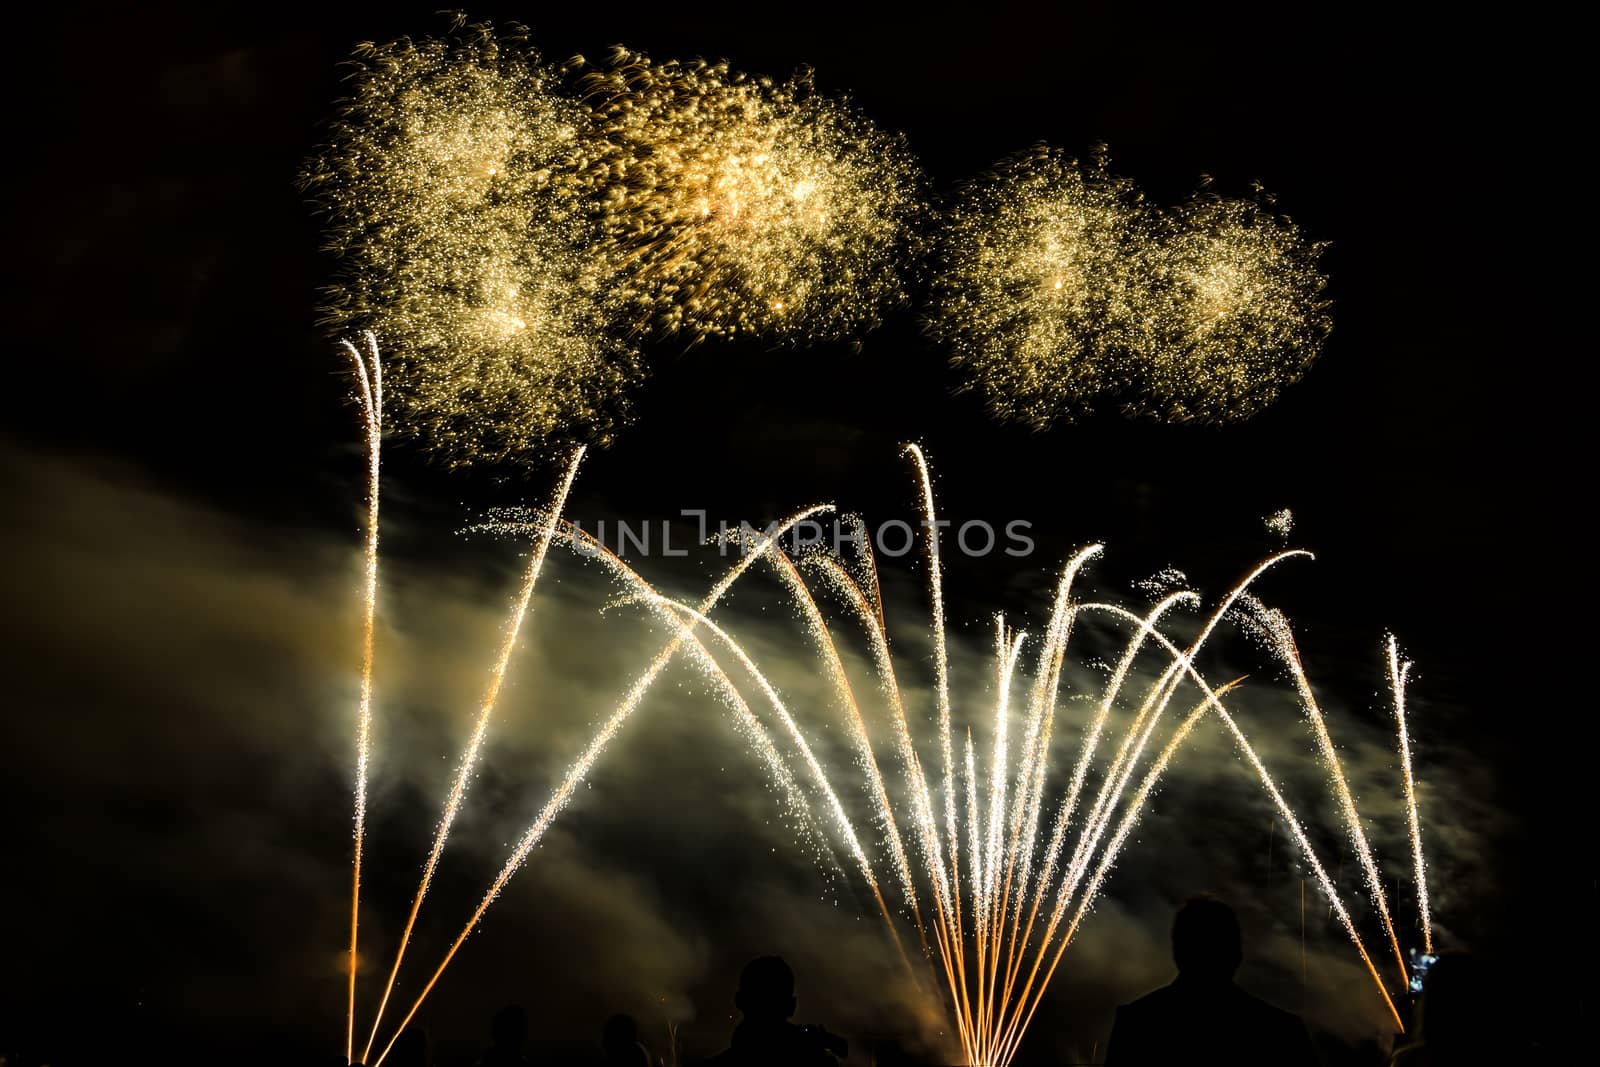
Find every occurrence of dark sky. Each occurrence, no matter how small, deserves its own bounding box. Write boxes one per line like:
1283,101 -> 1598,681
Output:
0,3 -> 1579,1065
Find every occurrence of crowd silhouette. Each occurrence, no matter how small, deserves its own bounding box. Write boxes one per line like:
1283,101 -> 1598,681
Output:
152,896 -> 1520,1067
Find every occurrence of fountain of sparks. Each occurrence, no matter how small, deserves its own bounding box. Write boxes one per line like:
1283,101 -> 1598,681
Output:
335,350 -> 1433,1066
578,443 -> 1429,1065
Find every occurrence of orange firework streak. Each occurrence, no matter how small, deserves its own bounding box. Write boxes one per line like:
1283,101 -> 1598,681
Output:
341,332 -> 381,1066
370,507 -> 835,1065
360,448 -> 585,1063
341,448 -> 1428,1066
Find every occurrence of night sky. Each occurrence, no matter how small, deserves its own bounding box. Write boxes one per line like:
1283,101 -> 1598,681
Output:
1,3 -> 1578,1065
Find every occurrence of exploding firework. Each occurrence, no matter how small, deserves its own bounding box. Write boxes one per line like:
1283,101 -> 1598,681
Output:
302,21 -> 640,464
928,146 -> 1154,428
577,48 -> 924,343
1131,185 -> 1330,423
929,152 -> 1329,429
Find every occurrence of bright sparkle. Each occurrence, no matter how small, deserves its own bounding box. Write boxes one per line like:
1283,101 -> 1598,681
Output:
302,21 -> 640,465
577,48 -> 924,343
929,150 -> 1329,428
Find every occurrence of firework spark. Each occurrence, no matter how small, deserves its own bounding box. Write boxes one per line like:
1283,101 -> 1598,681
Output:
928,146 -> 1152,428
1132,186 -> 1330,423
303,21 -> 639,464
930,151 -> 1328,429
578,48 -> 923,343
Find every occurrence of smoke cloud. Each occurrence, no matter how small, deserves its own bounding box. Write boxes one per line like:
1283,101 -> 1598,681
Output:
0,445 -> 1501,1064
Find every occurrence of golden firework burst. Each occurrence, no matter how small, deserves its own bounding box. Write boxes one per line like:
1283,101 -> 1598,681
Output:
1133,185 -> 1331,423
302,21 -> 640,464
930,151 -> 1329,427
927,146 -> 1154,428
577,48 -> 924,343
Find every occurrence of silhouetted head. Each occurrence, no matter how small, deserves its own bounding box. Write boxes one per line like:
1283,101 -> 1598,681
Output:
734,955 -> 797,1023
491,1004 -> 528,1049
389,1027 -> 430,1067
1171,896 -> 1242,981
601,1013 -> 638,1054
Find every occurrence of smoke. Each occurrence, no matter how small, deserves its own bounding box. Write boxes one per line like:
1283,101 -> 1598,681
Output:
0,444 -> 1501,1064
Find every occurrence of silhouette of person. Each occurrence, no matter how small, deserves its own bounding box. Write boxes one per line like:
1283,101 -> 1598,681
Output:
1390,954 -> 1520,1066
601,1013 -> 652,1067
1105,896 -> 1318,1067
704,956 -> 839,1067
477,1004 -> 530,1067
388,1027 -> 431,1067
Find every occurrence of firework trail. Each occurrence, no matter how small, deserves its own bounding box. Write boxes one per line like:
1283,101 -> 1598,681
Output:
990,555 -> 1313,1061
303,20 -> 639,465
360,449 -> 584,1062
370,507 -> 832,1065
994,683 -> 1243,1066
338,448 -> 1431,1065
341,332 -> 381,1067
802,553 -> 973,1042
903,445 -> 959,907
753,542 -> 931,956
1241,601 -> 1409,986
746,519 -> 1317,1061
1016,602 -> 1403,1039
634,593 -> 879,882
635,591 -> 913,973
993,585 -> 1187,1031
682,480 -> 1422,1062
578,47 -> 923,343
1389,634 -> 1432,954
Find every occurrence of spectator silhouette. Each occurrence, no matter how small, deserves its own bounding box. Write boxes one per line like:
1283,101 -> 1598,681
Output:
1105,896 -> 1318,1067
601,1013 -> 651,1067
388,1027 -> 431,1067
1390,954 -> 1519,1066
704,956 -> 839,1067
476,1004 -> 530,1067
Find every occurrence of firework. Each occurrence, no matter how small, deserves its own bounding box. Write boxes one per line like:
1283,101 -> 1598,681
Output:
929,152 -> 1328,429
339,448 -> 1432,1066
577,48 -> 923,343
928,146 -> 1153,428
369,507 -> 837,1066
1132,186 -> 1330,423
359,448 -> 585,1063
1388,635 -> 1432,954
303,21 -> 639,464
1237,598 -> 1410,984
633,471 -> 1419,1064
340,333 -> 381,1067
